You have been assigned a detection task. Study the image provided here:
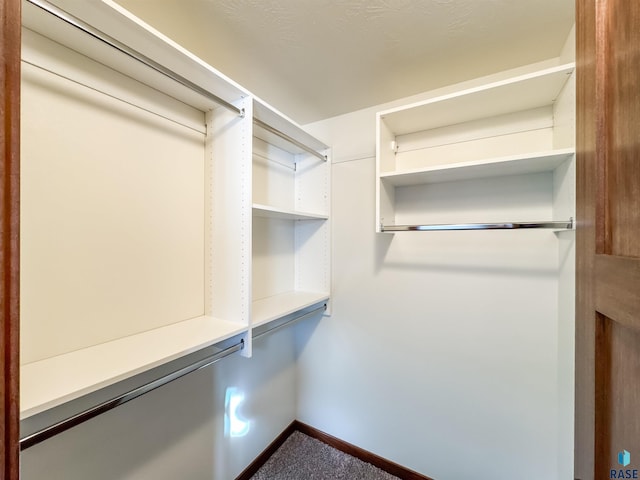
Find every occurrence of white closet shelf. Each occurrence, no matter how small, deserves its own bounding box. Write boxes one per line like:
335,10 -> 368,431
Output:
21,316 -> 247,419
252,204 -> 328,221
379,148 -> 575,186
253,99 -> 329,156
23,0 -> 248,112
379,63 -> 574,136
252,291 -> 329,328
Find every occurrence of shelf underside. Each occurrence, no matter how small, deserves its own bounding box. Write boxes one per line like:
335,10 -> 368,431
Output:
252,204 -> 328,221
380,149 -> 574,186
21,315 -> 247,418
252,291 -> 329,328
253,99 -> 329,156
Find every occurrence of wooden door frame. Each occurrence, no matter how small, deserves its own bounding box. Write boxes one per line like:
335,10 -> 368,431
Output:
1,0 -> 21,478
575,0 -> 597,477
576,0 -> 640,478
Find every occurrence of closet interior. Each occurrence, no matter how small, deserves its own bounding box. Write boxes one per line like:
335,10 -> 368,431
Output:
18,1 -> 576,479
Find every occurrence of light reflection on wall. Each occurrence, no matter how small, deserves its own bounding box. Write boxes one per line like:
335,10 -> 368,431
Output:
225,387 -> 250,437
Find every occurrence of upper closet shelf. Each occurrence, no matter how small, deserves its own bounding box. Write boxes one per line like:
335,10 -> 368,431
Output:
252,204 -> 329,221
253,99 -> 329,159
379,63 -> 575,135
23,0 -> 330,161
23,0 -> 248,112
21,315 -> 247,418
380,148 -> 575,186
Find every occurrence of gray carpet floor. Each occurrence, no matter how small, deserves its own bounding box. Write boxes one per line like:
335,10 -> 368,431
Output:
250,431 -> 401,480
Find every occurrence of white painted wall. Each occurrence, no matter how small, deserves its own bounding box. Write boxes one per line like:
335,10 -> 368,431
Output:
294,159 -> 562,480
296,54 -> 575,480
21,40 -> 207,364
21,328 -> 297,480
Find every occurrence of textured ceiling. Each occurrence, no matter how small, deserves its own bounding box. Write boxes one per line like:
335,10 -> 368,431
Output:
115,0 -> 575,124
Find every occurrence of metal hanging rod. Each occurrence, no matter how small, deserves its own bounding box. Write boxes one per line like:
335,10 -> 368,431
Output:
253,304 -> 327,341
253,118 -> 327,162
382,218 -> 574,232
20,339 -> 244,450
26,0 -> 244,117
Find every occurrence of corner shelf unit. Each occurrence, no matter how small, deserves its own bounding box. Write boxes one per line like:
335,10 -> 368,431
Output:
251,100 -> 331,329
376,63 -> 576,233
20,0 -> 330,420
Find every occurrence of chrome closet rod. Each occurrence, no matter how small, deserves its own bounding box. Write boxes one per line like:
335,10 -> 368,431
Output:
253,304 -> 327,341
26,0 -> 244,117
253,118 -> 328,162
20,340 -> 244,450
382,218 -> 574,232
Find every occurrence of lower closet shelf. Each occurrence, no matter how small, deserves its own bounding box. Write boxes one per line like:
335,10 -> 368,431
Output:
252,291 -> 329,328
21,316 -> 247,418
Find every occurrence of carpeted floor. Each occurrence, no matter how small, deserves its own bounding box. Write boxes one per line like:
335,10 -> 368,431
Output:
249,431 -> 401,480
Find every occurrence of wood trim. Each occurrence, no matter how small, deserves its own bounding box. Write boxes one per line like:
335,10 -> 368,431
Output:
594,255 -> 640,331
0,0 -> 21,478
293,421 -> 434,480
593,313 -> 611,480
575,0 -> 598,478
234,421 -> 299,480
